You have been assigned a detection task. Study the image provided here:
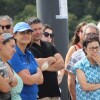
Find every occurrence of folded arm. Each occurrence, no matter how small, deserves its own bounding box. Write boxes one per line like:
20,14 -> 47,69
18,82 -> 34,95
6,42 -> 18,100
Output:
77,69 -> 100,91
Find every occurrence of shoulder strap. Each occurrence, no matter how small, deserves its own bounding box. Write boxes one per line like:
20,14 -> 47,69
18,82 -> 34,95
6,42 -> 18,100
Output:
76,43 -> 82,49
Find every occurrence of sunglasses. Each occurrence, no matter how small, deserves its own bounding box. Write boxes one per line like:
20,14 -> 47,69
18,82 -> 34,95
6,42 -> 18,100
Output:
43,32 -> 54,38
0,25 -> 11,30
19,30 -> 32,35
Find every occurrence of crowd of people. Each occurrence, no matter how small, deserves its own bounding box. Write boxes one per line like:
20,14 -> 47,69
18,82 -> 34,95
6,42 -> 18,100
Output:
0,15 -> 100,100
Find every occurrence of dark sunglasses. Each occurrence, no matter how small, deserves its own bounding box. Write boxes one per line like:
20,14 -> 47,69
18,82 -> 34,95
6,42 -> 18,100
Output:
0,25 -> 11,30
19,30 -> 32,35
43,32 -> 54,38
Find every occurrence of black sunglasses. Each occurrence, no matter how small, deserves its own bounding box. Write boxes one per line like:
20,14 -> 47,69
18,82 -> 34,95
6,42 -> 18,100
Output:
19,30 -> 32,35
0,25 -> 11,30
43,32 -> 54,38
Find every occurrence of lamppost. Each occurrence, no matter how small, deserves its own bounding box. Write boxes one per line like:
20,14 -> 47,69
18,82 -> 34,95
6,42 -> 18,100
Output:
36,0 -> 70,100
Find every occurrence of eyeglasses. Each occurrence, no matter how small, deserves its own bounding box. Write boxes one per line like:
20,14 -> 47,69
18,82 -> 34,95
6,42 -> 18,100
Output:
19,30 -> 32,35
85,33 -> 98,35
43,32 -> 54,38
89,46 -> 100,51
0,25 -> 11,30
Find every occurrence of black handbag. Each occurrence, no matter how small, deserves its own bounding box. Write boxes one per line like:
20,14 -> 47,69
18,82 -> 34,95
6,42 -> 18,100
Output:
0,92 -> 11,100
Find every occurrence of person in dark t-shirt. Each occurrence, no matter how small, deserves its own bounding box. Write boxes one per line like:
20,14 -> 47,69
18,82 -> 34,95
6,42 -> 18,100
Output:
26,17 -> 64,100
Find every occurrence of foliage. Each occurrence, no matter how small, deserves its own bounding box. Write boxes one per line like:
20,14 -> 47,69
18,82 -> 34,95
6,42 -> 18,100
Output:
0,0 -> 36,25
0,0 -> 100,39
14,5 -> 36,24
68,0 -> 100,39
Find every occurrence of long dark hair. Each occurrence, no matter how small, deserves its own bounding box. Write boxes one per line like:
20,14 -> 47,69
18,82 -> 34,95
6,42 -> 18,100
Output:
69,22 -> 87,47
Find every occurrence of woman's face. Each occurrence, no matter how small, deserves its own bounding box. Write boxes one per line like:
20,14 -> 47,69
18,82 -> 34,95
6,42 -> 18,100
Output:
78,26 -> 85,42
85,41 -> 100,58
41,28 -> 54,43
14,30 -> 32,45
1,39 -> 16,61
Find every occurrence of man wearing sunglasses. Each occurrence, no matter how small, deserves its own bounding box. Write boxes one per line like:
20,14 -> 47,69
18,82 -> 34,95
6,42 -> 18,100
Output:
0,15 -> 13,33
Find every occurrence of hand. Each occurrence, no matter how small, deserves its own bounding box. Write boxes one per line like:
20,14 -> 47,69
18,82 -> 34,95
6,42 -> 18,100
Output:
35,68 -> 43,84
48,56 -> 56,65
57,71 -> 63,85
41,61 -> 49,71
9,76 -> 18,87
92,52 -> 100,65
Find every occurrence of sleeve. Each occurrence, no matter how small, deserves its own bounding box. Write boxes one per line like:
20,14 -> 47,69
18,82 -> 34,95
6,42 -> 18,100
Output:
8,53 -> 26,73
73,60 -> 85,76
47,43 -> 58,55
65,55 -> 79,73
30,52 -> 38,68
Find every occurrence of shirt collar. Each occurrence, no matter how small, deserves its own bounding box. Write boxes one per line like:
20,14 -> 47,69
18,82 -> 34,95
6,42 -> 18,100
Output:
16,45 -> 29,56
83,56 -> 99,67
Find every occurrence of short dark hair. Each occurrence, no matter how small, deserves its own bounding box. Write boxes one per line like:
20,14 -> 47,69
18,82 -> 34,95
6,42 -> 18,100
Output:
26,17 -> 41,25
43,24 -> 53,32
83,33 -> 100,54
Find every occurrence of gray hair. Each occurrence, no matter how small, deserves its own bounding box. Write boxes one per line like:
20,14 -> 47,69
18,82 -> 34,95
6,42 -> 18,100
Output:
83,23 -> 99,35
0,15 -> 13,26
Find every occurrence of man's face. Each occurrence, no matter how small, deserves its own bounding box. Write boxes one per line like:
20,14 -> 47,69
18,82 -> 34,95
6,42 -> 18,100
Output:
0,26 -> 3,34
84,27 -> 98,39
85,27 -> 97,34
30,23 -> 43,42
0,18 -> 13,33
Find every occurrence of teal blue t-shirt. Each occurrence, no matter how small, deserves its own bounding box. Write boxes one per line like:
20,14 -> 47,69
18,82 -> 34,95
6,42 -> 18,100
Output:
74,56 -> 100,100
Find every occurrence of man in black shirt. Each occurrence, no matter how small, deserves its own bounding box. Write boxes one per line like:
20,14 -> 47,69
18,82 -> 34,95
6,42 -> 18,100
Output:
26,17 -> 64,100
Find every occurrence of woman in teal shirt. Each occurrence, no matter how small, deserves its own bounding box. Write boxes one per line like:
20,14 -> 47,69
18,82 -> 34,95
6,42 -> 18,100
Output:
74,33 -> 100,100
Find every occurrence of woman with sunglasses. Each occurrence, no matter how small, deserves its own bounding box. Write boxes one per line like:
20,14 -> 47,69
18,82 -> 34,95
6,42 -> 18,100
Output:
41,24 -> 64,99
0,33 -> 18,100
41,24 -> 54,45
9,22 -> 43,100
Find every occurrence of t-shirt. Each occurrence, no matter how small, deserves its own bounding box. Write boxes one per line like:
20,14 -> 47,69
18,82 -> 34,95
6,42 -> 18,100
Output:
8,45 -> 38,100
65,49 -> 85,73
10,70 -> 23,100
28,41 -> 61,99
73,56 -> 100,100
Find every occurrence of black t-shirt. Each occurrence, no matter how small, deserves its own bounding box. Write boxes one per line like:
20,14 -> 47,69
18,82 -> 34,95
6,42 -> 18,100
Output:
28,41 -> 61,99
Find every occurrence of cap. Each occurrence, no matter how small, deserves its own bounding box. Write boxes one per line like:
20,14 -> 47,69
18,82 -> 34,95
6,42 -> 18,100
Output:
2,33 -> 13,42
13,22 -> 33,33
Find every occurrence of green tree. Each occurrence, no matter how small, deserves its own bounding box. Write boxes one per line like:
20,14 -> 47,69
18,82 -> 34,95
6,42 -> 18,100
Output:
14,4 -> 36,24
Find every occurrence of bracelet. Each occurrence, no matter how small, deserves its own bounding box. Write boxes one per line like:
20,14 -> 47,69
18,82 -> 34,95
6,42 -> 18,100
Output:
9,77 -> 13,84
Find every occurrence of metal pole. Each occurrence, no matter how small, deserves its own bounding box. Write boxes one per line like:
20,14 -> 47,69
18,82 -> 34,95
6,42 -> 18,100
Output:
36,0 -> 70,100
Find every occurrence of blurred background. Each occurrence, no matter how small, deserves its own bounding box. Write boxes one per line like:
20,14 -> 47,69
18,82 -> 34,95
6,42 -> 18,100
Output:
0,0 -> 100,40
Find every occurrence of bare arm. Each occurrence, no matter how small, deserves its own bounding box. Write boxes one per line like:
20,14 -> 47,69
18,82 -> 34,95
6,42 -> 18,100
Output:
65,46 -> 76,66
6,63 -> 18,87
68,72 -> 76,100
0,75 -> 11,93
18,68 -> 43,85
46,53 -> 64,71
77,69 -> 100,91
36,56 -> 56,70
57,69 -> 65,85
65,46 -> 76,100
